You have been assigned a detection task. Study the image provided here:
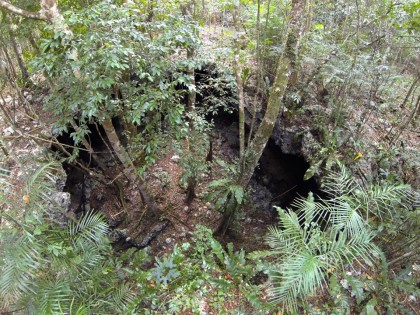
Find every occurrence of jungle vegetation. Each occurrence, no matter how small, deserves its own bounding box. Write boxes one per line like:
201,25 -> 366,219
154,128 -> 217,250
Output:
0,0 -> 419,314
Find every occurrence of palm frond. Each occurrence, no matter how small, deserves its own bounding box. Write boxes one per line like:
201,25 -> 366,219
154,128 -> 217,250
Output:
0,235 -> 42,304
295,195 -> 333,230
77,248 -> 106,276
68,211 -> 109,246
0,166 -> 12,194
266,208 -> 306,254
34,278 -> 71,315
25,161 -> 61,207
270,251 -> 325,312
322,162 -> 356,198
105,282 -> 136,313
360,183 -> 412,218
329,199 -> 365,237
261,164 -> 401,312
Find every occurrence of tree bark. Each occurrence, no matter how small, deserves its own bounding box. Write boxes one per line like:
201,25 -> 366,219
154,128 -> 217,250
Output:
241,0 -> 306,187
39,0 -> 62,24
186,48 -> 196,113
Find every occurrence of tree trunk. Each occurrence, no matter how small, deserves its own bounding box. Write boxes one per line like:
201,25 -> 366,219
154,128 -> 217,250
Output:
241,0 -> 306,187
240,59 -> 290,187
186,48 -> 196,113
39,0 -> 62,24
232,0 -> 246,163
4,14 -> 29,83
0,42 -> 17,82
215,194 -> 239,236
0,137 -> 9,156
102,119 -> 158,215
216,0 -> 306,236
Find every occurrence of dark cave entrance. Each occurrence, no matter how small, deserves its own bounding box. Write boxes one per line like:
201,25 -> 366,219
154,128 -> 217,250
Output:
251,138 -> 320,212
212,112 -> 320,213
52,123 -> 119,218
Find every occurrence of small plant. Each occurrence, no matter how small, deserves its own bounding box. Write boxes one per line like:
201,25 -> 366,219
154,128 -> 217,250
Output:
178,112 -> 212,204
149,251 -> 181,286
206,160 -> 245,235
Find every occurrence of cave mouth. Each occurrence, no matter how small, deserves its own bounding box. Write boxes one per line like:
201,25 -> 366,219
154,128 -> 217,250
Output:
51,122 -> 117,217
251,138 -> 320,212
51,121 -> 173,251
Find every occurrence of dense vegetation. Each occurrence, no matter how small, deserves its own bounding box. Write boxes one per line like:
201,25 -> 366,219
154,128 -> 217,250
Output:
0,0 -> 419,314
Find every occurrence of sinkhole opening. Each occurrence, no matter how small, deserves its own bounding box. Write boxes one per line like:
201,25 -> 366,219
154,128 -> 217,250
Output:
52,122 -> 118,216
252,138 -> 321,212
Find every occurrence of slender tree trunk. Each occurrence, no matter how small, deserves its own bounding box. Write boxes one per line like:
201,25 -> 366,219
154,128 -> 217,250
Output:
1,43 -> 17,82
4,13 -> 29,83
186,48 -> 196,113
181,2 -> 199,204
0,137 -> 9,156
240,59 -> 290,187
385,75 -> 419,140
102,119 -> 158,215
185,46 -> 197,204
241,0 -> 307,186
390,95 -> 420,146
29,35 -> 40,54
233,0 -> 246,163
216,0 -> 307,236
40,0 -> 62,24
215,194 -> 239,236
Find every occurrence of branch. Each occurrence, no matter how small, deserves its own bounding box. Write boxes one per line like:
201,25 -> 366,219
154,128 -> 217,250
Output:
0,0 -> 47,21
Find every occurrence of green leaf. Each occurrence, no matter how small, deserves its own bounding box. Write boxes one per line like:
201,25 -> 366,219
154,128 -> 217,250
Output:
71,255 -> 83,265
363,298 -> 378,315
33,226 -> 42,236
208,178 -> 231,189
303,159 -> 323,181
232,185 -> 244,205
